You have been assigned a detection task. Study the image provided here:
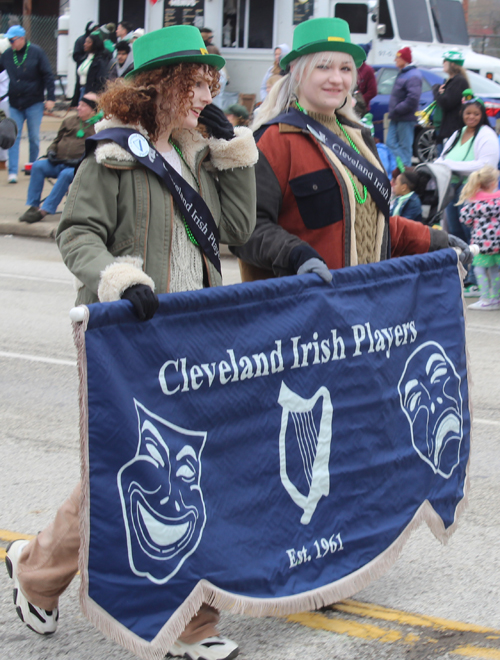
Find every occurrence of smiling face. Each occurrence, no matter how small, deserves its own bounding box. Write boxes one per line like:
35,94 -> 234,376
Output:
118,401 -> 207,584
179,66 -> 213,130
295,51 -> 354,116
462,103 -> 483,129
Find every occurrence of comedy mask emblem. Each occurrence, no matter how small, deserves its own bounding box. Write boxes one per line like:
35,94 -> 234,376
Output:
398,342 -> 463,479
278,382 -> 333,525
117,400 -> 207,584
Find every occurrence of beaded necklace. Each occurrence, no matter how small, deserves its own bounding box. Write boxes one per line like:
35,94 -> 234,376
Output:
168,139 -> 200,247
76,111 -> 104,138
294,101 -> 368,205
13,41 -> 30,67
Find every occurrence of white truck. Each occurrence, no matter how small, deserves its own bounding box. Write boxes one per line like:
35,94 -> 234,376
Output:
330,0 -> 500,82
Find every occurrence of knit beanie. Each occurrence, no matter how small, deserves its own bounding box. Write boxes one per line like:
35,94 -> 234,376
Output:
396,47 -> 412,64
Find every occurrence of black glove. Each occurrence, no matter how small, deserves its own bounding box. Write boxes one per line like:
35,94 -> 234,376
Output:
289,244 -> 332,283
198,104 -> 235,141
121,284 -> 159,321
448,234 -> 473,268
0,118 -> 17,150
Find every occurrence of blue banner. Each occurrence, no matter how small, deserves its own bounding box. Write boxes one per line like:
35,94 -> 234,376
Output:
78,250 -> 470,659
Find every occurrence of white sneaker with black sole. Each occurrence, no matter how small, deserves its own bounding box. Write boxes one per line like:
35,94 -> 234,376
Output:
166,635 -> 239,660
5,539 -> 59,635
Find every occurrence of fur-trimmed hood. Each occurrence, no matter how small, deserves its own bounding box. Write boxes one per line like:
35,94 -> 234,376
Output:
93,116 -> 258,172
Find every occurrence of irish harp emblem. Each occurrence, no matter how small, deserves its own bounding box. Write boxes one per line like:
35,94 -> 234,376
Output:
278,382 -> 333,525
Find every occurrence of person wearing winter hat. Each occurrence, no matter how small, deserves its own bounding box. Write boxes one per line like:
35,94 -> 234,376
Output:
0,25 -> 55,183
225,103 -> 249,126
6,24 -> 257,660
260,43 -> 291,101
432,50 -> 469,149
231,17 -> 470,287
386,46 -> 422,166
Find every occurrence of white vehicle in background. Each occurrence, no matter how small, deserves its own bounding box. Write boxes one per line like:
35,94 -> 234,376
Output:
330,0 -> 500,83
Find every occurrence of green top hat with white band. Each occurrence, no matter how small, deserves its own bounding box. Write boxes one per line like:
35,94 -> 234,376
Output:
281,18 -> 366,69
127,25 -> 225,78
443,50 -> 465,66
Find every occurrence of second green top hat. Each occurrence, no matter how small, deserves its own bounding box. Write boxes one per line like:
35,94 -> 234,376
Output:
281,18 -> 366,69
127,25 -> 225,78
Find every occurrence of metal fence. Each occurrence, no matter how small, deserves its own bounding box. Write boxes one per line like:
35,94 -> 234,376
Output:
1,14 -> 58,75
470,34 -> 500,61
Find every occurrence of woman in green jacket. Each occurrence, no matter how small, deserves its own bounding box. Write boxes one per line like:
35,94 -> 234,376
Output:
57,25 -> 257,319
7,26 -> 256,660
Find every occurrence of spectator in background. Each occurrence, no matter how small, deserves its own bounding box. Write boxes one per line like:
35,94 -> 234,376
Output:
356,43 -> 377,111
433,50 -> 469,151
76,34 -> 111,99
386,47 -> 422,167
131,28 -> 144,43
70,21 -> 97,106
260,44 -> 290,101
0,35 -> 10,170
108,41 -> 134,80
116,21 -> 134,43
390,167 -> 423,223
0,25 -> 55,183
94,24 -> 116,55
200,28 -> 229,109
200,27 -> 221,54
19,93 -> 100,224
225,103 -> 249,127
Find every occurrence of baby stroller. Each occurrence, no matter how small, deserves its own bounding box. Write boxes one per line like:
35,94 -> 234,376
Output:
414,162 -> 455,226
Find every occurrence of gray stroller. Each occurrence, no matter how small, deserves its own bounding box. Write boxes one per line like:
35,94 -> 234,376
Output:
414,162 -> 455,226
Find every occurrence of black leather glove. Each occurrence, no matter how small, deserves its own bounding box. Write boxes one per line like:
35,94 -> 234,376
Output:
289,244 -> 332,283
121,284 -> 159,321
198,104 -> 235,141
0,118 -> 17,150
448,234 -> 473,268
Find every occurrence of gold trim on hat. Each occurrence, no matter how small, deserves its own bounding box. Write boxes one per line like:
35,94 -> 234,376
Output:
328,37 -> 345,42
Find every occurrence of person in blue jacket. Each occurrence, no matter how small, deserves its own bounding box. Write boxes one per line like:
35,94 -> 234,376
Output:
0,25 -> 55,183
390,168 -> 423,223
386,47 -> 422,168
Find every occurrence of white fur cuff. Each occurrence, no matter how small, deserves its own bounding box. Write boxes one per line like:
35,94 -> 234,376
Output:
97,256 -> 155,303
208,126 -> 259,171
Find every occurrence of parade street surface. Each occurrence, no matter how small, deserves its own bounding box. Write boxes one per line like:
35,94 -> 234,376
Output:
1,231 -> 500,660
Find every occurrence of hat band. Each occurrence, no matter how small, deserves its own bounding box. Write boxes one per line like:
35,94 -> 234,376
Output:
136,48 -> 210,68
296,37 -> 351,53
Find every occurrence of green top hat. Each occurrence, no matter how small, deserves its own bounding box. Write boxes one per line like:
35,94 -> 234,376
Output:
280,18 -> 366,69
442,50 -> 465,66
126,25 -> 225,78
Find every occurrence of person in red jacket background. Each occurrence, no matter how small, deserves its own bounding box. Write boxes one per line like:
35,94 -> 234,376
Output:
356,43 -> 377,111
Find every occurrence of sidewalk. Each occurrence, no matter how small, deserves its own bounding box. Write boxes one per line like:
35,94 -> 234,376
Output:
0,112 -> 73,240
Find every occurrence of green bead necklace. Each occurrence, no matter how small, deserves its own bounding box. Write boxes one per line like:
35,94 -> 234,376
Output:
169,139 -> 200,247
13,41 -> 30,67
294,101 -> 368,205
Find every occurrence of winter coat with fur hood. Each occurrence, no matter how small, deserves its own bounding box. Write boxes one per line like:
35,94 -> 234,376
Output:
56,118 -> 258,305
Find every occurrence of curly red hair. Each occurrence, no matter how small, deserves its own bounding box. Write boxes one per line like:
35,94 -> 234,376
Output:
98,63 -> 220,141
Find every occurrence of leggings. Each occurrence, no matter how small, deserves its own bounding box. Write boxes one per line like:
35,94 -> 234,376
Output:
474,265 -> 500,300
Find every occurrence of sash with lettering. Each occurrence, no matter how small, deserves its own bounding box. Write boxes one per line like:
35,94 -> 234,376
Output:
76,250 -> 470,660
86,129 -> 221,274
264,107 -> 391,220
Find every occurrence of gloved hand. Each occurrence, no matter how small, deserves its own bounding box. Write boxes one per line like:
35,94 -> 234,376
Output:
297,258 -> 333,283
121,284 -> 159,321
289,244 -> 332,283
198,104 -> 235,141
0,118 -> 17,150
448,234 -> 473,268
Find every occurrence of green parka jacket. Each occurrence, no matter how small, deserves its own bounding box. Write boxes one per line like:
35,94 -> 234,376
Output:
56,118 -> 258,305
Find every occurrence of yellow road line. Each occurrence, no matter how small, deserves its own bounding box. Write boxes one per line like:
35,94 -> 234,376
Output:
286,611 -> 404,643
452,646 -> 500,659
0,530 -> 36,543
0,548 -> 5,561
333,599 -> 500,635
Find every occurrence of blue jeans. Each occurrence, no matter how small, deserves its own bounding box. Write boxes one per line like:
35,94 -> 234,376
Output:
386,120 -> 415,167
446,182 -> 476,286
26,160 -> 75,215
8,102 -> 45,175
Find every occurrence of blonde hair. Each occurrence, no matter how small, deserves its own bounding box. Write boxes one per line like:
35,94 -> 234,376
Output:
252,51 -> 360,132
458,165 -> 499,204
448,62 -> 469,85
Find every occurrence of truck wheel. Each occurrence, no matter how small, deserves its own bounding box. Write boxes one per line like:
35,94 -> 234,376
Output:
414,127 -> 437,163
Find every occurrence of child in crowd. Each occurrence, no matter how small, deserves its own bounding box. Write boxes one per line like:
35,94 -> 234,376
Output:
390,168 -> 423,223
459,165 -> 500,310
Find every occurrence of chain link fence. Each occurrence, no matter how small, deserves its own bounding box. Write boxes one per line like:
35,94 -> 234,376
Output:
470,34 -> 500,60
1,14 -> 58,75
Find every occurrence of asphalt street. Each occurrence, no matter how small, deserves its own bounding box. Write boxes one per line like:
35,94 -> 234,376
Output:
1,235 -> 500,660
